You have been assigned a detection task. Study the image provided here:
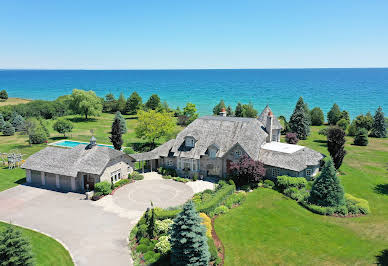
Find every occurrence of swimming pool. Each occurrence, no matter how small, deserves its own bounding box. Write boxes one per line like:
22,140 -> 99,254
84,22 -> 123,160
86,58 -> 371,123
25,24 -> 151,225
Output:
50,140 -> 116,149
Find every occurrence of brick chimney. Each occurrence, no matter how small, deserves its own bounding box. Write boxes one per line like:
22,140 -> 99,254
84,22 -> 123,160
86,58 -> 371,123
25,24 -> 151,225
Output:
266,111 -> 273,143
219,108 -> 227,117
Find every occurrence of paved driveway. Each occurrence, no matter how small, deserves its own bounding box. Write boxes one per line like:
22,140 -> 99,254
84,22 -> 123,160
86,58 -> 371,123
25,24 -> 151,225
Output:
0,174 -> 199,266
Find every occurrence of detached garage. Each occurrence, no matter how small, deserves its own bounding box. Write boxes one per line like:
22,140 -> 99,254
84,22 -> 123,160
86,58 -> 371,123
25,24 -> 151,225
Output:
22,137 -> 134,193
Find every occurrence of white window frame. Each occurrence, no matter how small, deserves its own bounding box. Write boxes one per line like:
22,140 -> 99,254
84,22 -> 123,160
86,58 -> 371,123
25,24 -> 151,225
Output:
110,170 -> 121,183
306,169 -> 312,177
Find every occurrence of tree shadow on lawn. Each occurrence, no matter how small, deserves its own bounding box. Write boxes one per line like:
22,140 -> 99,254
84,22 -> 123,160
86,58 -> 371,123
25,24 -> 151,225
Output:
129,142 -> 154,152
374,184 -> 388,195
68,117 -> 97,123
313,139 -> 327,147
376,249 -> 388,265
49,136 -> 68,141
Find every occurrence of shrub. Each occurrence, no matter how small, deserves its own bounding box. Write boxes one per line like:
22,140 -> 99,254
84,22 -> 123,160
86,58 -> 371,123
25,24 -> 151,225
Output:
199,213 -> 212,238
207,237 -> 219,263
211,205 -> 229,217
263,180 -> 274,188
197,184 -> 235,214
94,181 -> 112,195
345,193 -> 370,214
2,121 -> 15,136
225,192 -> 246,208
336,118 -> 349,132
284,187 -> 309,202
285,132 -> 299,144
131,171 -> 144,180
53,118 -> 73,137
155,236 -> 171,255
114,178 -> 130,188
276,175 -> 307,191
123,147 -> 135,155
29,127 -> 48,144
300,201 -> 334,215
155,219 -> 173,235
353,128 -> 368,146
91,191 -> 103,201
144,250 -> 160,264
347,120 -> 358,136
173,177 -> 189,183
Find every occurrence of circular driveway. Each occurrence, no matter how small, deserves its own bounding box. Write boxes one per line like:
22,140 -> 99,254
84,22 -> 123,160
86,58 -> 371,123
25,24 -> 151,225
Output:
113,179 -> 194,210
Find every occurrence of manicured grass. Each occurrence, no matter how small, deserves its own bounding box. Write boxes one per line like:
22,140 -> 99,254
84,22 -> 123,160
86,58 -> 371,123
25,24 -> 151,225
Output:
0,222 -> 73,266
215,126 -> 388,265
0,97 -> 31,106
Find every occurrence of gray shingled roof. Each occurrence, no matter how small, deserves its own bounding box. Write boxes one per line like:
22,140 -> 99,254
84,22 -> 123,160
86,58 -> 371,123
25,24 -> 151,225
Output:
170,116 -> 268,160
259,146 -> 324,172
258,105 -> 283,130
130,139 -> 175,161
22,145 -> 125,177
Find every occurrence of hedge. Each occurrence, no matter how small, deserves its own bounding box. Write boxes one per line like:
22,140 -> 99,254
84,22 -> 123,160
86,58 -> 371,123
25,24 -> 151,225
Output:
114,178 -> 131,189
276,175 -> 307,191
345,193 -> 370,214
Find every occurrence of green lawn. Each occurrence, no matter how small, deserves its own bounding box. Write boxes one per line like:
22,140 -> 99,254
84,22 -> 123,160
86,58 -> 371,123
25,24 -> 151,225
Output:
215,126 -> 388,265
0,222 -> 73,266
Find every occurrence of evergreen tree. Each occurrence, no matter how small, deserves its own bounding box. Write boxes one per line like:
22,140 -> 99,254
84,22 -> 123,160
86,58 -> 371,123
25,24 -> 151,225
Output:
117,92 -> 126,113
327,103 -> 342,125
354,128 -> 369,146
303,102 -> 311,126
340,110 -> 350,122
183,103 -> 199,124
289,97 -> 310,140
370,106 -> 387,138
109,116 -> 123,150
2,121 -> 15,136
365,112 -> 374,130
336,118 -> 349,132
125,92 -> 143,115
103,93 -> 117,113
114,111 -> 127,134
213,100 -> 226,115
0,224 -> 34,266
11,114 -> 25,131
145,202 -> 156,238
226,105 -> 234,116
310,107 -> 324,126
235,102 -> 243,117
0,113 -> 5,131
145,94 -> 161,110
0,89 -> 8,100
308,159 -> 345,207
170,201 -> 210,266
327,127 -> 346,170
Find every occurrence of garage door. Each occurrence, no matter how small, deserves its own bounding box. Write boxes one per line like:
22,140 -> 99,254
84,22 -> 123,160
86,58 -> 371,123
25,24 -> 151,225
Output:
45,173 -> 56,189
59,176 -> 72,191
30,170 -> 41,185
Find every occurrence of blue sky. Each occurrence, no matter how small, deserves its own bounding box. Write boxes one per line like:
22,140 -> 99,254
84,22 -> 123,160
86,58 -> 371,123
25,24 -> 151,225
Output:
1,1 -> 388,69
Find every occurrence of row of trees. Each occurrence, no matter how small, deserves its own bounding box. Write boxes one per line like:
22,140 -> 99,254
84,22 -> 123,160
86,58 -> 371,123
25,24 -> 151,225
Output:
212,100 -> 258,118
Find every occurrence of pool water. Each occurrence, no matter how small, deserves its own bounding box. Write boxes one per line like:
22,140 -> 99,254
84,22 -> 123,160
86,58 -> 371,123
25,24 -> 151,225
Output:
51,140 -> 115,149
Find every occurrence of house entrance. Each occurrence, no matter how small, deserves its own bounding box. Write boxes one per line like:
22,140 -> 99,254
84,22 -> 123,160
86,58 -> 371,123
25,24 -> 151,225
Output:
84,175 -> 95,191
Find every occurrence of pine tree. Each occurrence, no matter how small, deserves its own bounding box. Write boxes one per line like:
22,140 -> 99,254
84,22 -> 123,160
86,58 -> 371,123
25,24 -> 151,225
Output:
235,102 -> 243,117
289,97 -> 310,140
145,94 -> 161,110
0,224 -> 34,266
114,111 -> 127,134
0,113 -> 5,131
226,105 -> 234,116
2,121 -> 15,136
371,106 -> 387,138
125,92 -> 143,115
308,159 -> 345,207
170,201 -> 210,266
213,100 -> 226,115
327,103 -> 342,125
310,107 -> 324,126
327,127 -> 346,169
11,114 -> 25,132
109,116 -> 123,150
117,92 -> 126,113
354,128 -> 369,146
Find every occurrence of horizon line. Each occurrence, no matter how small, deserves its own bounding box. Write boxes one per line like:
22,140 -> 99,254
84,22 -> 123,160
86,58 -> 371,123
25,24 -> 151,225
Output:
1,67 -> 388,71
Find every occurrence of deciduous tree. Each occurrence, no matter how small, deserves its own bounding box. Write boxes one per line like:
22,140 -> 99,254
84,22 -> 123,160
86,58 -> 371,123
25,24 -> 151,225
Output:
310,107 -> 324,126
183,102 -> 199,125
117,92 -> 126,113
0,89 -> 8,100
53,118 -> 73,137
229,154 -> 266,187
69,89 -> 102,120
242,103 -> 258,118
170,201 -> 210,266
327,127 -> 346,169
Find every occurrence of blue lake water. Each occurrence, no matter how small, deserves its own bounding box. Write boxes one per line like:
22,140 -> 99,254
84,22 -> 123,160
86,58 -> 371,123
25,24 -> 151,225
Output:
1,68 -> 387,119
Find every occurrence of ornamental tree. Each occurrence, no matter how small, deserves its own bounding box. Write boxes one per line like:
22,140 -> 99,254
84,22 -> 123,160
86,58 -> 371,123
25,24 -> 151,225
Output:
327,127 -> 346,170
2,121 -> 15,136
370,106 -> 387,138
135,110 -> 176,149
109,115 -> 123,150
308,159 -> 345,207
285,132 -> 299,144
170,201 -> 210,266
229,154 -> 266,187
310,107 -> 324,126
125,91 -> 142,115
0,224 -> 34,266
327,103 -> 342,125
289,97 -> 310,140
53,118 -> 73,137
11,114 -> 25,132
354,128 -> 369,146
69,89 -> 102,120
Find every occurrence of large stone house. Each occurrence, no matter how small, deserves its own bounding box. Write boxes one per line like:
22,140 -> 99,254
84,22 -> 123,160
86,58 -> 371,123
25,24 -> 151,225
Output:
132,106 -> 323,180
22,137 -> 134,192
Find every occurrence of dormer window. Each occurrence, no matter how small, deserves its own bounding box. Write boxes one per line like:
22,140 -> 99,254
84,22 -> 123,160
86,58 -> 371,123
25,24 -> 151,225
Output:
209,149 -> 217,158
185,136 -> 195,148
234,150 -> 242,158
